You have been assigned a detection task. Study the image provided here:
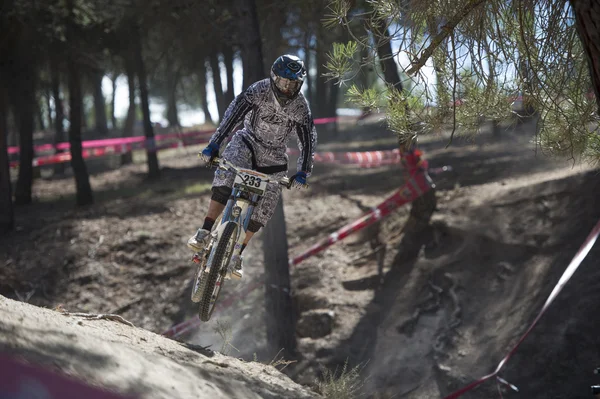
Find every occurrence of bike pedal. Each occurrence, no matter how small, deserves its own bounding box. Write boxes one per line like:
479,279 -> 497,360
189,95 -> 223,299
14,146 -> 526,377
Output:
231,269 -> 243,280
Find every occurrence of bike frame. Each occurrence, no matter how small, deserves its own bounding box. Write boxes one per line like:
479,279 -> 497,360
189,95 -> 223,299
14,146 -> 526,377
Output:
207,158 -> 290,266
218,186 -> 259,248
190,156 -> 295,318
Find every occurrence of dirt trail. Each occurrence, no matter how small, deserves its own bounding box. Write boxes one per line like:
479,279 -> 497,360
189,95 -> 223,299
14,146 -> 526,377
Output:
346,167 -> 600,398
2,119 -> 600,398
0,296 -> 319,399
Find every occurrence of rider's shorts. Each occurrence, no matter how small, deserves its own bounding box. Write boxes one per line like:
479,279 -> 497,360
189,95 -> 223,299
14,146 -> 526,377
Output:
212,134 -> 287,228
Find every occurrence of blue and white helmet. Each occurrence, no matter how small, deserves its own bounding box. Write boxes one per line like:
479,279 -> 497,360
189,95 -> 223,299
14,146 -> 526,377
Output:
270,54 -> 307,104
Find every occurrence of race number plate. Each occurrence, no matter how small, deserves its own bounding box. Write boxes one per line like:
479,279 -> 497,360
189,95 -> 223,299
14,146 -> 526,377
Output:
233,169 -> 269,195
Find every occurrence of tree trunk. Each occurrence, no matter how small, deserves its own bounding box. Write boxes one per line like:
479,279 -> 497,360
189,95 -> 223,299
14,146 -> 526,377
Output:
133,27 -> 160,179
50,55 -> 66,174
66,0 -> 94,205
515,1 -> 537,117
198,58 -> 213,125
323,80 -> 339,139
124,56 -> 136,136
92,69 -> 108,135
371,19 -> 436,254
67,59 -> 94,206
209,51 -> 226,121
45,89 -> 53,130
315,37 -> 338,140
7,113 -> 17,147
374,22 -> 403,92
222,45 -> 235,106
166,69 -> 180,127
236,0 -> 297,360
81,99 -> 88,130
66,0 -> 93,205
304,33 -> 313,106
0,83 -> 14,234
51,56 -> 65,144
121,55 -> 136,165
110,72 -> 118,129
571,0 -> 600,116
236,0 -> 266,89
327,82 -> 339,120
427,17 -> 451,123
258,1 -> 286,72
315,43 -> 328,118
12,63 -> 36,206
36,96 -> 46,131
262,198 -> 297,359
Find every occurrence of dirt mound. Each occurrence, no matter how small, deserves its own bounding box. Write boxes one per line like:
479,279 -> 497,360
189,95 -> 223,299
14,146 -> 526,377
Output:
0,295 -> 319,399
316,168 -> 600,398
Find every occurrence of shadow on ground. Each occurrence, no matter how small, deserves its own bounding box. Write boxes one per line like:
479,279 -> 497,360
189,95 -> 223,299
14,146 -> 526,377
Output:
322,169 -> 600,398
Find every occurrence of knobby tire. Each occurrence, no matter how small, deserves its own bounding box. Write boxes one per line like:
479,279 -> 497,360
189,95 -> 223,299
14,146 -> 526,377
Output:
199,222 -> 237,321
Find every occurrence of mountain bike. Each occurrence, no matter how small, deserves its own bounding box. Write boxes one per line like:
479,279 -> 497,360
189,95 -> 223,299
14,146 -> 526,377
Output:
190,157 -> 292,321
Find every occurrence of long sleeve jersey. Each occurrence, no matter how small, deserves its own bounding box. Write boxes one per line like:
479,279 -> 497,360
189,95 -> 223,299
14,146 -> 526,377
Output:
209,79 -> 317,175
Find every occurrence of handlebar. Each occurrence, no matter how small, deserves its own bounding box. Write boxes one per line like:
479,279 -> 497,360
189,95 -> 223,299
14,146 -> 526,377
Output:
207,156 -> 294,189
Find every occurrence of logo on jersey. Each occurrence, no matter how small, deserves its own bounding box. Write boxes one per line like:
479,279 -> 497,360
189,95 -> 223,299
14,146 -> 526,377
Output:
261,113 -> 286,125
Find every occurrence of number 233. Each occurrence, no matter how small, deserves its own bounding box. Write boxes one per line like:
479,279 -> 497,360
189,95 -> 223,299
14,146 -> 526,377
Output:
242,174 -> 262,187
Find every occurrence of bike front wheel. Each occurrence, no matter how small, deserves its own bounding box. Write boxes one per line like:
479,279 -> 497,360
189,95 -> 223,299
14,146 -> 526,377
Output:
199,222 -> 238,321
190,249 -> 208,303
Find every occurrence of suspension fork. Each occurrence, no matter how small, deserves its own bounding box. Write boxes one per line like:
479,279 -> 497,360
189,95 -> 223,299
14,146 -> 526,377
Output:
219,189 -> 260,249
220,188 -> 240,226
231,192 -> 260,250
241,193 -> 260,232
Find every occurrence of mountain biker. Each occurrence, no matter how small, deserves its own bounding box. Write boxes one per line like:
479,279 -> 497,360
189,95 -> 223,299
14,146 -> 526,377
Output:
187,54 -> 317,280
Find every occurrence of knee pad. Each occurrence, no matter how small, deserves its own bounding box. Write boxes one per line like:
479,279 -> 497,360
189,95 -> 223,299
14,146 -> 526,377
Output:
247,220 -> 263,233
211,186 -> 231,205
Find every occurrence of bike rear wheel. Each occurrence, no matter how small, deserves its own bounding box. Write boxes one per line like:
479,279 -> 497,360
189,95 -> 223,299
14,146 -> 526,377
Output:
199,222 -> 238,321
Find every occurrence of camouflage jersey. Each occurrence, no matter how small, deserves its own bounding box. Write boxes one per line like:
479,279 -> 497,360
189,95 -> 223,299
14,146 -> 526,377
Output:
209,78 -> 317,176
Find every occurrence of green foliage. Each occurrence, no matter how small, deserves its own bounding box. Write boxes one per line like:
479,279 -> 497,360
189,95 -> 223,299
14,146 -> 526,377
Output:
536,97 -> 600,161
323,0 -> 600,159
323,0 -> 352,29
346,85 -> 381,109
368,0 -> 403,21
316,359 -> 366,399
386,88 -> 428,145
324,41 -> 359,84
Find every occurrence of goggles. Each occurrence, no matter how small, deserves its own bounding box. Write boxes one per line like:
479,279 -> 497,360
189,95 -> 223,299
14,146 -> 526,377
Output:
272,75 -> 302,96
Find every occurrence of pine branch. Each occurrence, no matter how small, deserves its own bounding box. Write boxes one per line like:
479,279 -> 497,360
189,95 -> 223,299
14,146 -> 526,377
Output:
406,0 -> 487,76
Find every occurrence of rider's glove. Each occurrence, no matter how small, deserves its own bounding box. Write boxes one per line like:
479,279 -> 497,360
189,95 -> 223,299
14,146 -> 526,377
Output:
200,142 -> 220,164
290,171 -> 308,189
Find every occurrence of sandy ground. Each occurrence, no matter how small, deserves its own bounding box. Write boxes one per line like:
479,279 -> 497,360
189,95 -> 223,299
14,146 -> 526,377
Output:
2,118 -> 600,398
0,296 -> 318,398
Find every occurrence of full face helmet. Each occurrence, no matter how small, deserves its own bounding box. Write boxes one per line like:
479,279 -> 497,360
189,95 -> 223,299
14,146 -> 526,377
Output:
270,54 -> 307,105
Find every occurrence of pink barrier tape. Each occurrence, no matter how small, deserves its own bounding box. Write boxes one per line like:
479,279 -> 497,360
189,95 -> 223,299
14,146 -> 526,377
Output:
12,137 -> 414,171
8,117 -> 337,156
442,217 -> 600,399
8,129 -> 216,155
287,148 -> 401,167
290,170 -> 432,266
10,122 -> 351,168
313,117 -> 339,124
9,132 -> 214,168
162,167 -> 433,339
0,354 -> 134,398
